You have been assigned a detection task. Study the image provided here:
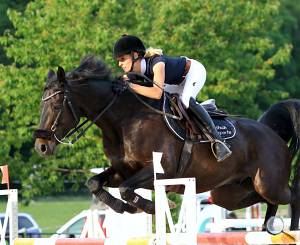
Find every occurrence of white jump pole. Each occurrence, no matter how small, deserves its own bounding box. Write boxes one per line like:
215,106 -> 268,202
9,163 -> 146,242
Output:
153,152 -> 197,245
0,189 -> 18,245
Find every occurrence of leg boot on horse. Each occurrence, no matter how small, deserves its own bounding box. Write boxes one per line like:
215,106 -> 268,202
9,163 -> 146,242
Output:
86,167 -> 138,214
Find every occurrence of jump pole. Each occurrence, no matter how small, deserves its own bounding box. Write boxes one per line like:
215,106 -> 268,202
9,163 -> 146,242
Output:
153,152 -> 197,245
0,189 -> 18,245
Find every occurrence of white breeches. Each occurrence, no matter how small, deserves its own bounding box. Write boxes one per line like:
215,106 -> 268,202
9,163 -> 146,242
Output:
164,59 -> 206,108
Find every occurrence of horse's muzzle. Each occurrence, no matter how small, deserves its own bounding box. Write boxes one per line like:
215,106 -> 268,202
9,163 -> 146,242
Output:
34,138 -> 56,156
34,129 -> 57,156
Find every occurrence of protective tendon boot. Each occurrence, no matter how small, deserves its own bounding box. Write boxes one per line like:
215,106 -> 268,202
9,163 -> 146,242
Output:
189,98 -> 232,161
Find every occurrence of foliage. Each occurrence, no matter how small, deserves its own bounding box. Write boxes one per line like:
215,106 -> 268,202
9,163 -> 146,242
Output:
0,0 -> 297,199
269,0 -> 300,108
0,0 -> 29,64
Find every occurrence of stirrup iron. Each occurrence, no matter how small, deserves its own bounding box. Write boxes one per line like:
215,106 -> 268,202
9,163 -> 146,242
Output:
211,139 -> 232,162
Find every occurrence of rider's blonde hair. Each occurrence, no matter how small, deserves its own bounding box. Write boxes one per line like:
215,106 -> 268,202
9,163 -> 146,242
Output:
144,47 -> 163,58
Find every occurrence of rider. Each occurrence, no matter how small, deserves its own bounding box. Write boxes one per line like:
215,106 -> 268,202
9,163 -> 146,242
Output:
113,34 -> 232,162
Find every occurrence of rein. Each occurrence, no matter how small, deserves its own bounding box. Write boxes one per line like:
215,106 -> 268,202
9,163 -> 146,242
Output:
61,94 -> 118,145
127,72 -> 183,120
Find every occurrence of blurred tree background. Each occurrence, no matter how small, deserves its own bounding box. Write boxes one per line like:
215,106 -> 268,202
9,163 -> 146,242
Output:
0,0 -> 299,200
0,0 -> 29,64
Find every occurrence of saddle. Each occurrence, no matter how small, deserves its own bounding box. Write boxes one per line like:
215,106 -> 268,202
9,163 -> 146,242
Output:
162,94 -> 236,143
162,94 -> 236,176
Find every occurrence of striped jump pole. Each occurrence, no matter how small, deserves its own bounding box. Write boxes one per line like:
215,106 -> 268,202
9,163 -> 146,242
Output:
13,232 -> 300,245
14,238 -> 105,245
197,231 -> 300,245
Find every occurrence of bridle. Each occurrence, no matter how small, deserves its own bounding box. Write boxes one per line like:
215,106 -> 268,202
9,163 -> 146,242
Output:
33,82 -> 118,145
33,82 -> 80,145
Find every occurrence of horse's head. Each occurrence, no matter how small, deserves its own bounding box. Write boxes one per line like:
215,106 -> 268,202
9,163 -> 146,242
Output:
34,67 -> 80,156
34,56 -> 119,156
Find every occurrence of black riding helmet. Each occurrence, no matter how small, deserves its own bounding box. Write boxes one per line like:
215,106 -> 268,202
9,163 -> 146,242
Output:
113,34 -> 146,58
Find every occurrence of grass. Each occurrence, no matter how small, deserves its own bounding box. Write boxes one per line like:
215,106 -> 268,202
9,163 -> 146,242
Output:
0,193 -> 91,237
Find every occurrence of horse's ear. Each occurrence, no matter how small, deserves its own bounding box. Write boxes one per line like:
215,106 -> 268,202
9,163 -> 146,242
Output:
57,66 -> 66,85
47,69 -> 55,79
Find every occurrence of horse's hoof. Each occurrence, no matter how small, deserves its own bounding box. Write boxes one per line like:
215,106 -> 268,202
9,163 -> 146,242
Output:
86,177 -> 100,193
144,202 -> 155,214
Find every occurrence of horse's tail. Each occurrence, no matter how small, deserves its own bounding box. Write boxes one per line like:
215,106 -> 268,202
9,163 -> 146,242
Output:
259,99 -> 300,159
259,99 -> 300,229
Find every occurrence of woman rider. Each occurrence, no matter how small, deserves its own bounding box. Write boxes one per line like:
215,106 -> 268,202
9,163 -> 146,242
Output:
113,34 -> 231,162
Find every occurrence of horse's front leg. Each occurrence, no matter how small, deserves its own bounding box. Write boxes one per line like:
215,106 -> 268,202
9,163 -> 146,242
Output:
87,166 -> 138,214
119,165 -> 156,214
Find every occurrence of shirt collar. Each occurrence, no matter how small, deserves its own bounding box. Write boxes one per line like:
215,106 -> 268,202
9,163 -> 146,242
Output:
141,58 -> 146,74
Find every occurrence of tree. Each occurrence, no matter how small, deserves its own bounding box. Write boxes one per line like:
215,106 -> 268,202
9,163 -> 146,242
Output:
147,0 -> 292,116
270,0 -> 300,107
0,0 -> 29,64
0,0 -> 293,199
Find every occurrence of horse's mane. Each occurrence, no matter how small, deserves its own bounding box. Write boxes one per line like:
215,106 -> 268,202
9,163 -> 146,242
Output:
45,55 -> 112,89
67,55 -> 112,81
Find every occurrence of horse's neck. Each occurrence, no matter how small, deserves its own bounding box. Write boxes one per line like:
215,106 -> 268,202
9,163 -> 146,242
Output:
74,81 -> 162,134
94,90 -> 161,142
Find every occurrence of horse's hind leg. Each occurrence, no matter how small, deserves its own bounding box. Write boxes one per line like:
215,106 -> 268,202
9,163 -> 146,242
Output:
253,162 -> 291,229
290,199 -> 300,230
211,182 -> 277,231
262,203 -> 278,231
87,167 -> 138,214
289,158 -> 300,230
119,165 -> 155,214
211,181 -> 264,210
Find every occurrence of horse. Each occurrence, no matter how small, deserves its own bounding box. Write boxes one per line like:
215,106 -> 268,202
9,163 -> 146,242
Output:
34,56 -> 300,230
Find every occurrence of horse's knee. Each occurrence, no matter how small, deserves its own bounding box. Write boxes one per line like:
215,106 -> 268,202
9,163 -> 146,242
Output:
86,176 -> 102,193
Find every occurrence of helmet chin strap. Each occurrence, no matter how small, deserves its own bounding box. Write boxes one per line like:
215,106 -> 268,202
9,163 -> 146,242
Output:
129,53 -> 140,72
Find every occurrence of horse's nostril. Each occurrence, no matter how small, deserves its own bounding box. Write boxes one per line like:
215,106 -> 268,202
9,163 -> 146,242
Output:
41,144 -> 47,153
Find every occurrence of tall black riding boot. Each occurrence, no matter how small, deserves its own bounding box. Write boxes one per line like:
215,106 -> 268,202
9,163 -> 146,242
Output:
188,98 -> 232,162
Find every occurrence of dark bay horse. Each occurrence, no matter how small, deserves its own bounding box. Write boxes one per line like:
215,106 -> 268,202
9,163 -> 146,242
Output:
34,56 -> 300,230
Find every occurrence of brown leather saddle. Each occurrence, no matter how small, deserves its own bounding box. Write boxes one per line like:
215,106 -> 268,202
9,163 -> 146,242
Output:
162,94 -> 236,143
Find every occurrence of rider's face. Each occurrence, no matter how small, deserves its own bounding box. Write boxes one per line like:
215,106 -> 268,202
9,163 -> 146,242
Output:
117,54 -> 133,73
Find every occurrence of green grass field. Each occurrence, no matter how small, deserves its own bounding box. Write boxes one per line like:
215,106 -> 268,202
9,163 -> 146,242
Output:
0,194 -> 91,237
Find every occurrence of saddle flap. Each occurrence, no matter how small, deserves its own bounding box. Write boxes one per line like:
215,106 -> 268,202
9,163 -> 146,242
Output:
162,94 -> 236,142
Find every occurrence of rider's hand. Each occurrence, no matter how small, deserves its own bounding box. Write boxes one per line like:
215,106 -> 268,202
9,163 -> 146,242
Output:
112,78 -> 128,95
129,83 -> 138,91
122,74 -> 129,81
126,73 -> 139,81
